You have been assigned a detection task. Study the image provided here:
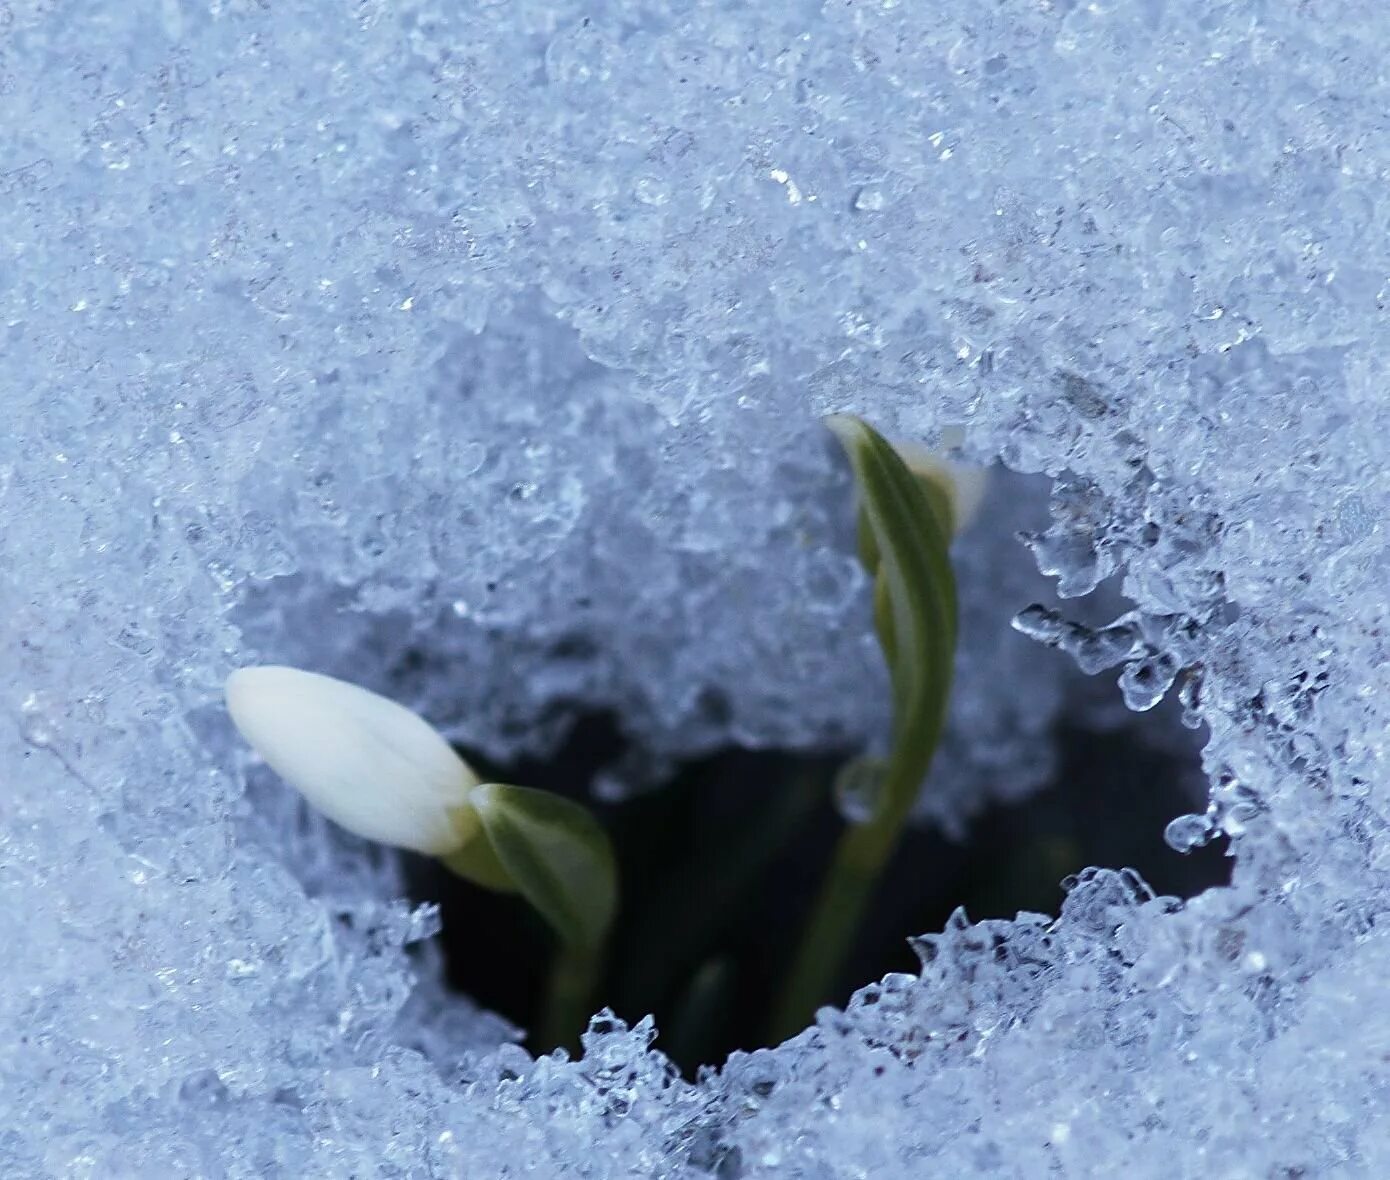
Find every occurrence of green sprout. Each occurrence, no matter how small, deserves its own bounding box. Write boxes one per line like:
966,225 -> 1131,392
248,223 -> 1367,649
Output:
225,666 -> 615,1051
769,416 -> 961,1041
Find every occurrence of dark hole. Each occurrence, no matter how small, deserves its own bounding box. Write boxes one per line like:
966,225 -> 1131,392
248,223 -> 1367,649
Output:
403,709 -> 1228,1078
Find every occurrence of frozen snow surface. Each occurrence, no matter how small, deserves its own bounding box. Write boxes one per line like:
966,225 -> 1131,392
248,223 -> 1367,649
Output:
3,0 -> 1388,1175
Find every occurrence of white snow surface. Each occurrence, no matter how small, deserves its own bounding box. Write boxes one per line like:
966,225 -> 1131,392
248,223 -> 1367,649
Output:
2,1 -> 1387,1175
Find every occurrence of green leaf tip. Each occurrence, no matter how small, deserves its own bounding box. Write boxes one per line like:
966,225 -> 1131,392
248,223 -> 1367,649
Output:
469,782 -> 618,950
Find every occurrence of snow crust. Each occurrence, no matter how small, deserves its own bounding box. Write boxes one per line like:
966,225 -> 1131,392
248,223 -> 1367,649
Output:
3,2 -> 1387,1175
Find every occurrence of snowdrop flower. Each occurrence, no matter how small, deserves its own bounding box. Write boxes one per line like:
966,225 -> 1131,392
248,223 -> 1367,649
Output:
891,427 -> 989,536
225,665 -> 481,855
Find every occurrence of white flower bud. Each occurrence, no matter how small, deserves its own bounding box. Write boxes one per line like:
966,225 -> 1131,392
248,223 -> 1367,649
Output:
891,430 -> 990,536
225,665 -> 480,855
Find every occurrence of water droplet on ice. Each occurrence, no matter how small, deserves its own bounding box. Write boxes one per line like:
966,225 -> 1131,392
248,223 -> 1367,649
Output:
851,185 -> 885,212
634,176 -> 671,207
179,1069 -> 229,1108
1072,620 -> 1140,674
834,757 -> 887,823
1119,652 -> 1179,711
1164,812 -> 1213,853
1011,603 -> 1068,646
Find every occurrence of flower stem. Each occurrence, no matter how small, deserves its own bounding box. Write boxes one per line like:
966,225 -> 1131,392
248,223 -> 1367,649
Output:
539,936 -> 604,1055
769,797 -> 908,1045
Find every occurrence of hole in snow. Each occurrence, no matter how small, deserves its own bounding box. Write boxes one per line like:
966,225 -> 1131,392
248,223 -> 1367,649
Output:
226,462 -> 1229,1078
405,693 -> 1226,1078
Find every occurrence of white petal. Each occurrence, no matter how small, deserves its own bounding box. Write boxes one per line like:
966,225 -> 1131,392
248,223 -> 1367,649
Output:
225,666 -> 479,855
891,436 -> 990,535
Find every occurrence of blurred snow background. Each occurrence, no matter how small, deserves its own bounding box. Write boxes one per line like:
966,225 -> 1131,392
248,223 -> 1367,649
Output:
2,0 -> 1387,1175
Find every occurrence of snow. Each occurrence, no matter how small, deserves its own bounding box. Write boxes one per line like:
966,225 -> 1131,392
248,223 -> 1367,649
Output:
3,0 -> 1387,1175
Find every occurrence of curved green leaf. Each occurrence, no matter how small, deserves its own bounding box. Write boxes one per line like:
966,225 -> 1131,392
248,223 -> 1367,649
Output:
771,416 -> 962,1040
856,505 -> 881,575
913,470 -> 957,540
439,824 -> 519,894
825,414 -> 958,825
470,783 -> 618,950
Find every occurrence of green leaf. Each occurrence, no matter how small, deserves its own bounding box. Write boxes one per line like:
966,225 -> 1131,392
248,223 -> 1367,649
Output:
872,572 -> 896,677
913,470 -> 957,540
439,825 -> 520,894
856,505 -> 881,575
470,783 -> 618,950
825,414 -> 958,825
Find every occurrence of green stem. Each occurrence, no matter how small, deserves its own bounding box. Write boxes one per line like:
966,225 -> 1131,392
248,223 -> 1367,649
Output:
539,937 -> 603,1055
768,800 -> 908,1045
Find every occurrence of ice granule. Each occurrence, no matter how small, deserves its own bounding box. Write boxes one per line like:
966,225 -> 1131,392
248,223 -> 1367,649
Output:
3,0 -> 1388,1176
